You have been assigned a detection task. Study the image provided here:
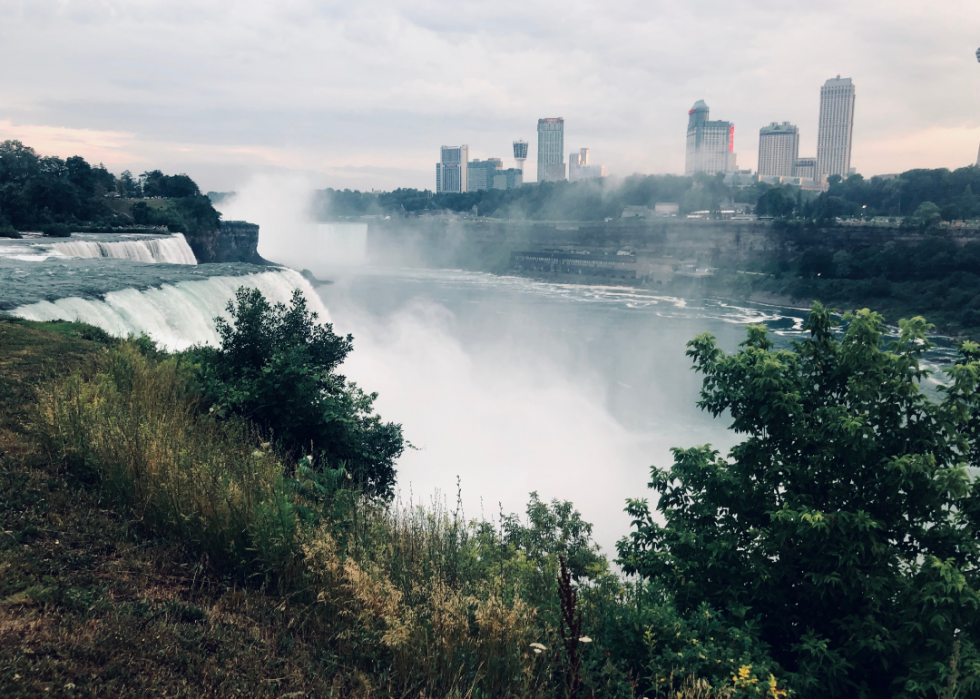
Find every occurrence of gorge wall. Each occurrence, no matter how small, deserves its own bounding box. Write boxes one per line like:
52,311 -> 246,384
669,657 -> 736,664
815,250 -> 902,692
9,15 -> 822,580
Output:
365,218 -> 980,273
185,220 -> 266,265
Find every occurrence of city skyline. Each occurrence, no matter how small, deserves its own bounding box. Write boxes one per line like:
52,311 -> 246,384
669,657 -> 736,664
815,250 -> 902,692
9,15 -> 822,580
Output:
0,1 -> 977,191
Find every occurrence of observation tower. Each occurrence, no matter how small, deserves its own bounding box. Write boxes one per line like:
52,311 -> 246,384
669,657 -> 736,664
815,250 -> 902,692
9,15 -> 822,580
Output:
513,140 -> 528,172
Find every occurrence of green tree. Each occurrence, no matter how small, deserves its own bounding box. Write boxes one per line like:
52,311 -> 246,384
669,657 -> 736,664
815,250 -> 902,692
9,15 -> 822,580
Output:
189,287 -> 405,499
617,304 -> 980,698
913,201 -> 943,227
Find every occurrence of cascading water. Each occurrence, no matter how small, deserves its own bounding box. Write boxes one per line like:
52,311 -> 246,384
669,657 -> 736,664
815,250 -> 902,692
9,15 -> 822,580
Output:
48,233 -> 198,265
11,268 -> 328,351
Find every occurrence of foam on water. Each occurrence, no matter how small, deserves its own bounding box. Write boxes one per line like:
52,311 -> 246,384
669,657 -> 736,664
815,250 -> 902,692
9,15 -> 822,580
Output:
11,267 -> 327,351
0,233 -> 197,265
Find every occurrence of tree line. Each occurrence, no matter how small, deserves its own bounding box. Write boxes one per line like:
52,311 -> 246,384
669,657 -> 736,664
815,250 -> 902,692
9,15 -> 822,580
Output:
313,165 -> 980,224
0,140 -> 220,237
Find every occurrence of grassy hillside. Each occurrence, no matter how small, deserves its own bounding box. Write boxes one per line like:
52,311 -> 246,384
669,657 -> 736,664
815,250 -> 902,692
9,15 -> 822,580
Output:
0,316 -> 778,698
0,319 -> 348,696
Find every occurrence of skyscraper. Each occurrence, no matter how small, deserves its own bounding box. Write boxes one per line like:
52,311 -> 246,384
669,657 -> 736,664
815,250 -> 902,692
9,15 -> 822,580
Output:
816,76 -> 856,181
568,148 -> 607,181
685,100 -> 735,175
467,158 -> 504,191
537,118 -> 565,182
513,140 -> 528,172
436,145 -> 468,193
757,122 -> 800,177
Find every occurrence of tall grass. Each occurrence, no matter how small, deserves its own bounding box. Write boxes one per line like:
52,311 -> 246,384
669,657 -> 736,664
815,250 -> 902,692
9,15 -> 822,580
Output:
33,341 -> 777,698
36,343 -> 303,582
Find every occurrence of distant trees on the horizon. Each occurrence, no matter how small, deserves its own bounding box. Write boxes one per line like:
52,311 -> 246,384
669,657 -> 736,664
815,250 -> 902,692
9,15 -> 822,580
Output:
314,165 -> 980,225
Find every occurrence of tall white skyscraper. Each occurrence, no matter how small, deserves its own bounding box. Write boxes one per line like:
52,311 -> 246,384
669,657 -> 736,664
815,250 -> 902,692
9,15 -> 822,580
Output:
816,76 -> 856,181
537,118 -> 565,182
436,145 -> 468,193
758,122 -> 799,177
685,100 -> 735,176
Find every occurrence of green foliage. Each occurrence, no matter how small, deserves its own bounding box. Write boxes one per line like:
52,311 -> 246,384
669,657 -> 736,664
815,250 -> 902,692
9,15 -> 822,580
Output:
132,194 -> 220,233
618,303 -> 980,698
139,170 -> 200,198
756,186 -> 798,218
10,313 -> 787,698
0,139 -> 220,233
188,287 -> 405,499
809,167 -> 980,221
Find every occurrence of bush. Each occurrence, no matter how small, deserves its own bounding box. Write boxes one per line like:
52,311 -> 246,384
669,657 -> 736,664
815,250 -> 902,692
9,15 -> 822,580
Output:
0,223 -> 21,238
618,304 -> 980,698
40,222 -> 71,237
188,287 -> 405,499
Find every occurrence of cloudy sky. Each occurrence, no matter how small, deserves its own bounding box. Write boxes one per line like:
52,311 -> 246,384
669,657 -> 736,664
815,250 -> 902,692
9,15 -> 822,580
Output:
2,0 -> 979,191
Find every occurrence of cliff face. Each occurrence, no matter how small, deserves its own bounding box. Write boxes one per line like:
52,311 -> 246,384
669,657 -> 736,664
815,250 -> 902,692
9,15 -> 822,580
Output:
366,218 -> 980,272
184,221 -> 267,264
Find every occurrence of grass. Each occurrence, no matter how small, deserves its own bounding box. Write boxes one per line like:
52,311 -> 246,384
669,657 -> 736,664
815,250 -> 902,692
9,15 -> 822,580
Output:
0,317 -> 345,697
0,316 -> 773,698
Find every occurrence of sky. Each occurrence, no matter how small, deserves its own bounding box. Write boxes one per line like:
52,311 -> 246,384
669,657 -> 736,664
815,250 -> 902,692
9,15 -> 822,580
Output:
1,0 -> 980,192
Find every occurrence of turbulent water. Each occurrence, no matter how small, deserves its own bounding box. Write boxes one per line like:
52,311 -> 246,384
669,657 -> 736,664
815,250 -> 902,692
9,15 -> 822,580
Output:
0,233 -> 196,264
5,260 -> 325,351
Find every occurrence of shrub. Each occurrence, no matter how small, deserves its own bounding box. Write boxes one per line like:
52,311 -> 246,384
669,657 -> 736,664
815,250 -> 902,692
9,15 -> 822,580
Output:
188,287 -> 405,499
40,222 -> 71,237
0,223 -> 21,238
618,304 -> 980,698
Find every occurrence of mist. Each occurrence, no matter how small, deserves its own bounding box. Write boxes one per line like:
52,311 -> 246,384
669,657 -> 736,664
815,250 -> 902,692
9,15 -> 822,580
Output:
322,285 -> 675,554
214,175 -> 367,269
213,180 -> 750,555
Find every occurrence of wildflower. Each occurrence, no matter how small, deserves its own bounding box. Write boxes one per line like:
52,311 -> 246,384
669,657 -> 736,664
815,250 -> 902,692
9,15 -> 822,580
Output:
533,648 -> 543,654
768,674 -> 787,698
530,642 -> 547,651
579,636 -> 592,643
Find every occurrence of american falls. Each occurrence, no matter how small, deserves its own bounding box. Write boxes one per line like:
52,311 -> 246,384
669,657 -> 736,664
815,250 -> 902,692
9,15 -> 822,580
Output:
48,233 -> 198,265
10,268 -> 328,351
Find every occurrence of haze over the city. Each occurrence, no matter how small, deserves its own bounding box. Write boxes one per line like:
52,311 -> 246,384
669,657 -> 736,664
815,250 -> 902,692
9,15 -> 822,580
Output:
2,0 -> 979,191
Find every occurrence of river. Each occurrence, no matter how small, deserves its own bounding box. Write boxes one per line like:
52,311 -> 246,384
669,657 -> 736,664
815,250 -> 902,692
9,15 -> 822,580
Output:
313,266 -> 961,555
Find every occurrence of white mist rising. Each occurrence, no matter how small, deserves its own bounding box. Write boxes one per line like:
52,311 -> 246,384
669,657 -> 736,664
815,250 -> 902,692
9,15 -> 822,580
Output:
321,287 -> 682,556
215,175 -> 367,268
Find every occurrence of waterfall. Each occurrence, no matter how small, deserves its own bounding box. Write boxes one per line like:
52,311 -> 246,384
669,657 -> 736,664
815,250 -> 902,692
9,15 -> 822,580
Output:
49,234 -> 198,265
11,268 -> 328,351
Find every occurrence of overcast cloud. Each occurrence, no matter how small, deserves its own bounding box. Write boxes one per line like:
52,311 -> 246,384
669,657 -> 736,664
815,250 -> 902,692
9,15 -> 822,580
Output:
1,0 -> 979,191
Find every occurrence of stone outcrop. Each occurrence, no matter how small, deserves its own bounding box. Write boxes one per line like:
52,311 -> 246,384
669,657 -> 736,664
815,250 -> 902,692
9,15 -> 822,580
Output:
184,221 -> 267,265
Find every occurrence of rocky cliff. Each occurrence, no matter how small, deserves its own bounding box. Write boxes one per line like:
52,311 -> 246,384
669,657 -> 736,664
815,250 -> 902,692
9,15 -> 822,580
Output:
184,220 -> 267,265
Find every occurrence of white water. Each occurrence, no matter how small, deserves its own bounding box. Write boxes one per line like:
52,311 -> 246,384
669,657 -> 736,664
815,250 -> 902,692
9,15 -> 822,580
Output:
11,268 -> 326,351
48,233 -> 198,265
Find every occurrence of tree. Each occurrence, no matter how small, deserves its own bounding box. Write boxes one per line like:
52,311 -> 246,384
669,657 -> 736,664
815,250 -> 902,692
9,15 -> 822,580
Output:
913,201 -> 943,228
617,304 -> 980,698
190,287 -> 405,499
